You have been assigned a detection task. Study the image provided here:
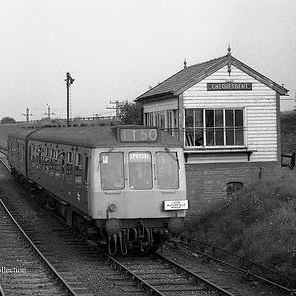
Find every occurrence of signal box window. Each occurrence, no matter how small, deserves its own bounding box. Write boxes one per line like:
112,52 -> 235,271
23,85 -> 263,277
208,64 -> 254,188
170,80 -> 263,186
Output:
156,152 -> 179,189
100,152 -> 124,190
185,108 -> 244,147
128,152 -> 152,190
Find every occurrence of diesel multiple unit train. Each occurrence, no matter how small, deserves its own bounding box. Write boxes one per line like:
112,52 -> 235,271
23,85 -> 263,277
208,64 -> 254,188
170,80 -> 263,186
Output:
7,125 -> 188,254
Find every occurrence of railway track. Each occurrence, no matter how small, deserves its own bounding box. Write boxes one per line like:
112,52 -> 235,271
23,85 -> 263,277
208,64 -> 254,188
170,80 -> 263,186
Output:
0,149 -> 295,296
0,152 -> 95,296
162,240 -> 296,296
107,253 -> 237,296
0,198 -> 86,296
0,154 -> 146,295
172,240 -> 296,293
0,152 -> 236,295
193,237 -> 296,286
0,150 -> 236,295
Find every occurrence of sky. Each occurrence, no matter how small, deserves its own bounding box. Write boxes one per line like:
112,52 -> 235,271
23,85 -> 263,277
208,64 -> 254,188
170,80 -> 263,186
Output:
0,0 -> 295,121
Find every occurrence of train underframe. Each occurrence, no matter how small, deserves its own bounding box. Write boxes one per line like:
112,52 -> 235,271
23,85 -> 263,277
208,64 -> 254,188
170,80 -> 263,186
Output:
11,168 -> 183,255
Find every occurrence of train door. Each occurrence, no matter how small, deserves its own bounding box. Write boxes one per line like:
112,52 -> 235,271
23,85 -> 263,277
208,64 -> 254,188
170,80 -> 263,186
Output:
71,150 -> 90,213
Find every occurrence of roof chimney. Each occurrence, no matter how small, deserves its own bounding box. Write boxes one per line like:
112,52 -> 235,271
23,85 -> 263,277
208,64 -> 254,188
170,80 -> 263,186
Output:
227,44 -> 232,76
184,58 -> 187,69
227,44 -> 231,56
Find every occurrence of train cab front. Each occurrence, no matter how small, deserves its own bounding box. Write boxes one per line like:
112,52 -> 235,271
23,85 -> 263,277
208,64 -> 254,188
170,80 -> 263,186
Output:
88,127 -> 188,255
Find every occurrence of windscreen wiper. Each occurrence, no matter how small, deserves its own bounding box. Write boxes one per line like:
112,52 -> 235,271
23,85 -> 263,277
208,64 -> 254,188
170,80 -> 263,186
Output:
164,147 -> 180,169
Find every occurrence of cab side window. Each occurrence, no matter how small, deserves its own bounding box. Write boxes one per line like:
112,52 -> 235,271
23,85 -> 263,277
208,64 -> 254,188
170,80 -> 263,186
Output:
49,149 -> 55,176
100,152 -> 124,190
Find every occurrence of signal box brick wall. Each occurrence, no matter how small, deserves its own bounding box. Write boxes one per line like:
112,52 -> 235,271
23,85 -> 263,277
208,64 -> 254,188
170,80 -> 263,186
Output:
185,161 -> 281,215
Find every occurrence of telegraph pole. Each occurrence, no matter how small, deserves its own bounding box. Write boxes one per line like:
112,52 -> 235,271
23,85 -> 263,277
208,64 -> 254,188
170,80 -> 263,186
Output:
65,72 -> 75,127
106,100 -> 126,122
23,107 -> 32,122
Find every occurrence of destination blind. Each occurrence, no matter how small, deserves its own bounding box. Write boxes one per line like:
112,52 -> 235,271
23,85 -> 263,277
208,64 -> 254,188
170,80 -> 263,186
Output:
120,128 -> 158,142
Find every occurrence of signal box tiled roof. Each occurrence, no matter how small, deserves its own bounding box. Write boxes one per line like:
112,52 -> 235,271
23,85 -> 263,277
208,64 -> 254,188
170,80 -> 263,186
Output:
135,53 -> 288,101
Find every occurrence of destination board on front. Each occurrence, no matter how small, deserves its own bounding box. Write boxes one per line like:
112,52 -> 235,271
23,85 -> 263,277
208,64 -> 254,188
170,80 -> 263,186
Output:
164,200 -> 189,211
120,128 -> 158,142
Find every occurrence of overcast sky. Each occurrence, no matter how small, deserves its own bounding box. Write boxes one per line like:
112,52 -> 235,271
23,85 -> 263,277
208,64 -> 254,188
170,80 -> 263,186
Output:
0,0 -> 295,121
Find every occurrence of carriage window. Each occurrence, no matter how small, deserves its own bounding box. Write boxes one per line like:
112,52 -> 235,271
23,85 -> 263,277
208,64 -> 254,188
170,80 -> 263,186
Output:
129,152 -> 152,190
74,153 -> 82,186
55,159 -> 61,178
75,153 -> 81,165
66,151 -> 72,162
51,149 -> 55,159
55,150 -> 59,159
85,156 -> 89,184
100,152 -> 124,190
44,157 -> 50,173
41,156 -> 45,170
156,152 -> 179,189
49,158 -> 55,176
74,165 -> 82,186
66,163 -> 73,183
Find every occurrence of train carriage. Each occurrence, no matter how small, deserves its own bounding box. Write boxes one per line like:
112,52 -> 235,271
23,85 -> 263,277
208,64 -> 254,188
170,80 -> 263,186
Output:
7,129 -> 35,177
7,125 -> 188,254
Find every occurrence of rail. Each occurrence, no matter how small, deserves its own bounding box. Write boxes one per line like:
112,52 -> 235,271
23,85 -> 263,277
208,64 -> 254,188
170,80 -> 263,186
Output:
173,239 -> 296,294
155,252 -> 235,296
0,147 -> 7,155
0,284 -> 5,296
0,198 -> 79,296
108,253 -> 236,296
190,238 -> 296,287
106,255 -> 166,296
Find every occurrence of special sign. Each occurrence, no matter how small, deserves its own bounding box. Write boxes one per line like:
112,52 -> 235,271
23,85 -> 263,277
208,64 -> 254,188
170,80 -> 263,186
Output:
120,128 -> 158,142
129,152 -> 151,162
207,82 -> 252,91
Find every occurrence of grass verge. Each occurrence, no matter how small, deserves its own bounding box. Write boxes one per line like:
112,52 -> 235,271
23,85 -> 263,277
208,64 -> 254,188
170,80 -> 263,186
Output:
186,175 -> 296,278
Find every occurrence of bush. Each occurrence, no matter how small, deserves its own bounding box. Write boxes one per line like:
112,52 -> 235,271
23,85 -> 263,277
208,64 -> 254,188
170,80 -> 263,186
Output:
187,175 -> 296,277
